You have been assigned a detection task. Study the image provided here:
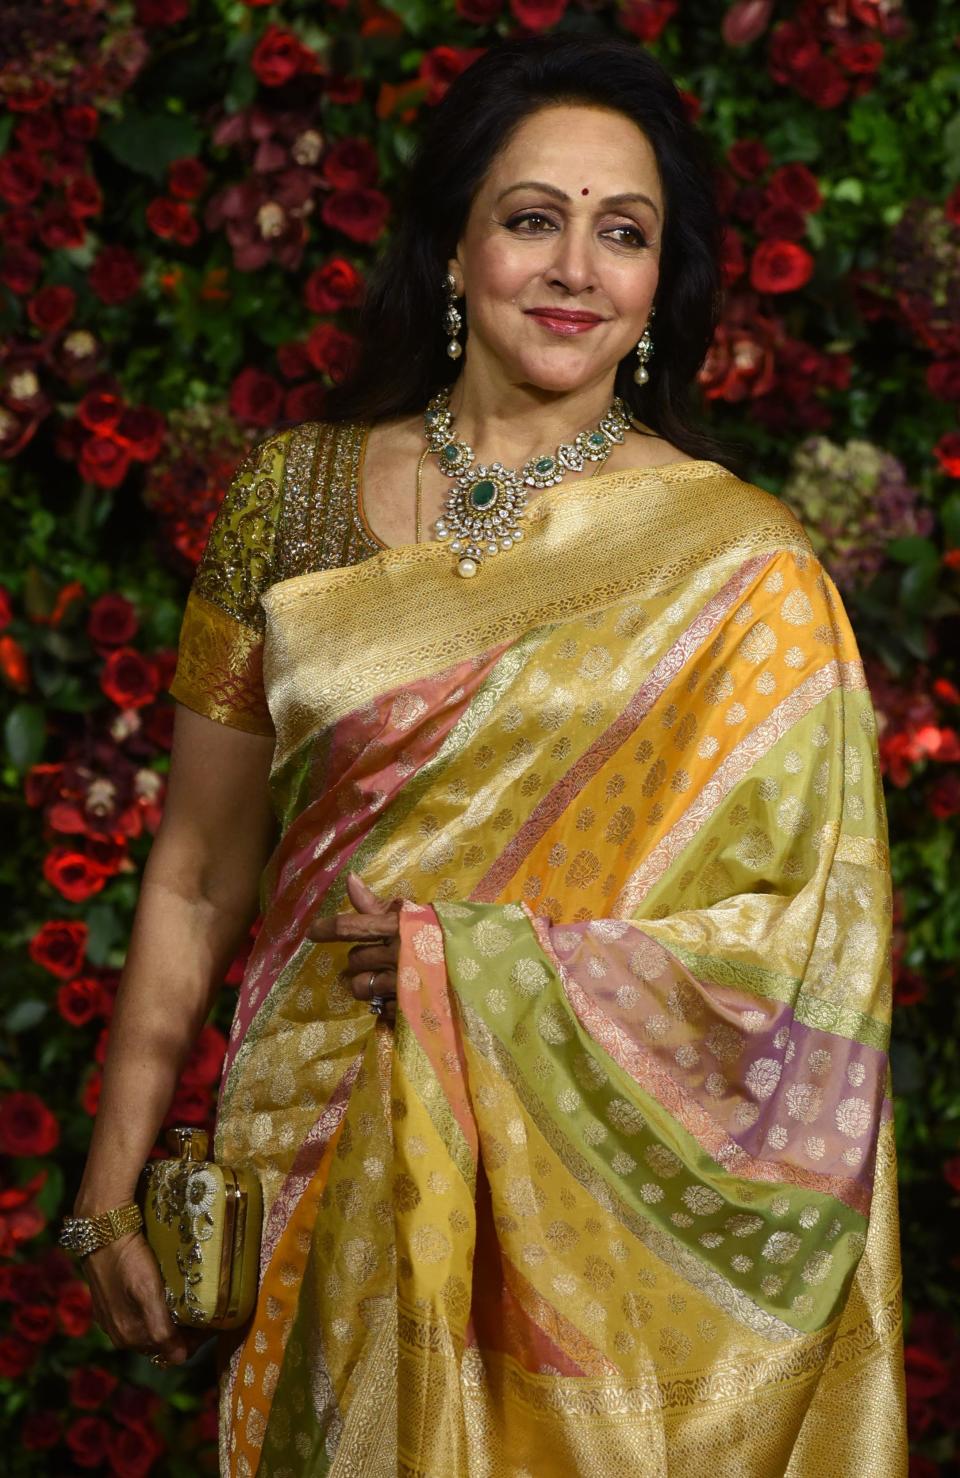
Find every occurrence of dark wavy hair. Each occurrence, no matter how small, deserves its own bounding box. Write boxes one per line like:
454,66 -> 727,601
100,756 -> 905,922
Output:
325,34 -> 741,471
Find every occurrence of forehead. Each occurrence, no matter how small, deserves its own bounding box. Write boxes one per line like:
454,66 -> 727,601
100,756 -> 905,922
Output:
486,103 -> 662,200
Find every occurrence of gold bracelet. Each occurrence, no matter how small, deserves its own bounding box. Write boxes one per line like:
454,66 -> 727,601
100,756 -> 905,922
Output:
59,1202 -> 143,1259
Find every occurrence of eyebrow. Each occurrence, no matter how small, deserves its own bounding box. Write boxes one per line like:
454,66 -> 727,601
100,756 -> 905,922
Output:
495,180 -> 661,221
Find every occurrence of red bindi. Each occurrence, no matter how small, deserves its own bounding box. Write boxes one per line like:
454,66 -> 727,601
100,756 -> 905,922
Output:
581,187 -> 589,196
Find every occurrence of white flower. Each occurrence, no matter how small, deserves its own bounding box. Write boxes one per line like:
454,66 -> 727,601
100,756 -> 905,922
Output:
798,1207 -> 821,1229
835,1097 -> 872,1138
726,1215 -> 763,1238
639,1183 -> 664,1204
846,1062 -> 867,1087
682,1186 -> 724,1216
801,1251 -> 833,1286
807,1049 -> 833,1078
804,1137 -> 826,1161
785,1083 -> 823,1124
762,1231 -> 801,1264
730,1254 -> 753,1272
746,1057 -> 783,1100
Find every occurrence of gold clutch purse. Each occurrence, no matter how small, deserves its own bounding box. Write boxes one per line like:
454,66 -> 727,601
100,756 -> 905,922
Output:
137,1127 -> 262,1331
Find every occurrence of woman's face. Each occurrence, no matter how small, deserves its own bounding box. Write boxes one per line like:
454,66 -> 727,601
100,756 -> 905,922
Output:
450,103 -> 664,397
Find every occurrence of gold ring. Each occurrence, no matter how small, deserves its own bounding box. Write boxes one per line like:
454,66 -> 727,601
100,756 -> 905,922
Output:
150,1354 -> 169,1368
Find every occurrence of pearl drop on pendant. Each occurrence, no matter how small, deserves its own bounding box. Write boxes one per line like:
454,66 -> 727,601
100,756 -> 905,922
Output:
457,557 -> 478,577
633,364 -> 649,385
447,341 -> 462,360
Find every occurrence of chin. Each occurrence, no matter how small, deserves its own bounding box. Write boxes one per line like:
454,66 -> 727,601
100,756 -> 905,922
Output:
510,355 -> 615,396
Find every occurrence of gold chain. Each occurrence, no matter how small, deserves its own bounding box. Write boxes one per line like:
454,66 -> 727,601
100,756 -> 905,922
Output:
415,446 -> 430,544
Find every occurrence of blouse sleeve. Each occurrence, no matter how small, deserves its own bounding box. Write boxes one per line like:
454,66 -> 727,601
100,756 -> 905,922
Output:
168,430 -> 290,737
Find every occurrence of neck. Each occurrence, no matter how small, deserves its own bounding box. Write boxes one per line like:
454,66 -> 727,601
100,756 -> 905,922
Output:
446,358 -> 619,466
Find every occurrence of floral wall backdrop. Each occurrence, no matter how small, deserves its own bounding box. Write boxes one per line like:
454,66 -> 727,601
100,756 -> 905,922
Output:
1,0 -> 958,1472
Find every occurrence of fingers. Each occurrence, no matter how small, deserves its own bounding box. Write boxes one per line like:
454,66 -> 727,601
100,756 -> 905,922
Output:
307,909 -> 399,944
351,969 -> 396,1003
86,1233 -> 197,1365
347,942 -> 398,973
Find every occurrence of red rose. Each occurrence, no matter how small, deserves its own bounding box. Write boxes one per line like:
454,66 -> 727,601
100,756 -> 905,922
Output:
168,157 -> 208,200
0,152 -> 43,208
114,405 -> 166,462
88,593 -> 138,648
251,25 -> 319,87
66,176 -> 103,219
722,0 -> 773,46
835,39 -> 884,75
229,366 -> 285,427
946,185 -> 960,228
904,1345 -> 950,1402
79,434 -> 132,489
284,382 -> 328,422
943,1156 -> 960,1194
306,323 -> 359,384
619,0 -> 677,42
727,138 -> 771,180
165,1082 -> 212,1125
509,0 -> 568,30
934,431 -> 960,477
66,1414 -> 111,1469
0,1092 -> 60,1155
57,1280 -> 93,1337
749,240 -> 814,293
27,283 -> 77,333
57,977 -> 103,1027
135,0 -> 188,23
418,46 -> 484,105
82,1070 -> 103,1117
456,0 -> 502,20
12,1302 -> 57,1342
927,360 -> 960,402
0,1334 -> 38,1379
145,197 -> 181,239
321,188 -> 390,245
63,106 -> 99,141
107,1420 -> 165,1476
928,771 -> 960,820
304,258 -> 364,314
323,138 -> 379,190
21,1410 -> 61,1450
0,635 -> 30,691
88,245 -> 141,305
0,587 -> 11,630
326,74 -> 364,104
69,1365 -> 119,1410
767,162 -> 822,214
43,849 -> 107,903
793,55 -> 849,109
29,920 -> 88,979
181,1025 -> 227,1087
0,245 -> 42,296
277,341 -> 313,381
100,648 -> 159,709
754,204 -> 807,240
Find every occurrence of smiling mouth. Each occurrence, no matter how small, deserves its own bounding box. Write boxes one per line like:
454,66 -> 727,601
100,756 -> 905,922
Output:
524,308 -> 606,324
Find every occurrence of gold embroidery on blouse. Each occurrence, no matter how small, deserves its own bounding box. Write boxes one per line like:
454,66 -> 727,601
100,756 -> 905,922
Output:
168,593 -> 274,736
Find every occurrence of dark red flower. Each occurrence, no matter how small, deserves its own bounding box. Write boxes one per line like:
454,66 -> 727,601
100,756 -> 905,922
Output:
0,152 -> 43,208
277,341 -> 314,381
79,435 -> 132,490
229,366 -> 285,428
81,1070 -> 102,1117
0,635 -> 29,691
722,0 -> 773,46
619,0 -> 677,42
418,46 -> 484,106
304,258 -> 364,315
56,977 -> 103,1027
21,1410 -> 60,1450
306,323 -> 359,383
12,1302 -> 57,1343
835,38 -> 884,75
934,432 -> 960,477
767,162 -> 822,214
57,1281 -> 94,1338
284,382 -> 328,421
63,106 -> 100,142
43,848 -> 107,903
135,0 -> 188,22
0,244 -> 42,295
69,1365 -> 119,1410
727,138 -> 771,180
251,25 -> 321,87
323,138 -> 379,190
0,587 -> 11,630
164,1081 -> 212,1126
754,204 -> 807,241
904,1344 -> 950,1402
168,157 -> 208,200
88,245 -> 142,305
321,188 -> 390,245
927,360 -> 960,402
928,771 -> 960,820
943,1157 -> 960,1195
793,55 -> 850,109
100,648 -> 159,709
107,1421 -> 165,1477
181,1025 -> 227,1087
456,0 -> 502,21
0,1334 -> 38,1379
27,283 -> 77,333
509,0 -> 568,30
750,240 -> 814,293
29,920 -> 88,980
0,1092 -> 58,1157
88,594 -> 138,648
66,1414 -> 111,1469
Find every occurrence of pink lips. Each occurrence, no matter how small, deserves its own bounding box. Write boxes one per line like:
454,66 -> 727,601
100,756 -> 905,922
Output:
524,308 -> 606,336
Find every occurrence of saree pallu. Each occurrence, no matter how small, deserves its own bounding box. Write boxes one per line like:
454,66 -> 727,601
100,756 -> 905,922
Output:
170,428 -> 906,1477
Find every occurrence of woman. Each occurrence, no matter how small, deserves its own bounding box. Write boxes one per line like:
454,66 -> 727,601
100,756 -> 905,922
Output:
69,35 -> 906,1477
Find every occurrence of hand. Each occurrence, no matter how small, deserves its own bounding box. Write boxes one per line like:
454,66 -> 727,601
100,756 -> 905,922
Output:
82,1230 -> 207,1366
307,872 -> 403,1026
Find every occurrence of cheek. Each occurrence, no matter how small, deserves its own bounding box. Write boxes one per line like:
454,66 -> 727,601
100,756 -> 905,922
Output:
467,237 -> 542,305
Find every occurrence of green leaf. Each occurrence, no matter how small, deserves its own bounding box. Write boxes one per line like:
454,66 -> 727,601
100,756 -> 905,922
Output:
886,536 -> 940,568
84,904 -> 124,968
941,492 -> 960,547
831,177 -> 864,204
944,112 -> 960,182
4,704 -> 46,771
900,560 -> 939,615
99,111 -> 204,184
4,998 -> 48,1033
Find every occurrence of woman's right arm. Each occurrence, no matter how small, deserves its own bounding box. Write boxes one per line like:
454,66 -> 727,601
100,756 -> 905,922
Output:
73,701 -> 276,1364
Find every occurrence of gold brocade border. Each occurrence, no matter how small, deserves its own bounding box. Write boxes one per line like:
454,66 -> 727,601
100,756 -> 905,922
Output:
261,465 -> 812,763
169,592 -> 275,737
458,1003 -> 800,1344
395,1017 -> 476,1194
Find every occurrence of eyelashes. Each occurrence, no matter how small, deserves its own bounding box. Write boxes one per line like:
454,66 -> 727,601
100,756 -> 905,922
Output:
501,210 -> 650,250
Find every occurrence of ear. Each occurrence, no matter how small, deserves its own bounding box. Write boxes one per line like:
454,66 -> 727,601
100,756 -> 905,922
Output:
446,257 -> 463,295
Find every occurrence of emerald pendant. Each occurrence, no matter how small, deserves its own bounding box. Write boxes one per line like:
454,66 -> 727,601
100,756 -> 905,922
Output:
469,478 -> 497,509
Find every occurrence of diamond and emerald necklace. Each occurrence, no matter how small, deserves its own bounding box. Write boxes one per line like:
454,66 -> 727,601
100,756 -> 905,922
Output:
423,385 -> 632,578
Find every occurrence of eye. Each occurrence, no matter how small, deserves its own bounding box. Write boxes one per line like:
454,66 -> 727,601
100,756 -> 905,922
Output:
604,224 -> 649,249
503,211 -> 559,233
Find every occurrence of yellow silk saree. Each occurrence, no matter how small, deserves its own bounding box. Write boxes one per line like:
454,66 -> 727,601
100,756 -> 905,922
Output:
170,421 -> 907,1477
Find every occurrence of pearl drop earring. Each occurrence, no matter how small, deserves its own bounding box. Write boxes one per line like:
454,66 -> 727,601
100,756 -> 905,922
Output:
634,306 -> 656,385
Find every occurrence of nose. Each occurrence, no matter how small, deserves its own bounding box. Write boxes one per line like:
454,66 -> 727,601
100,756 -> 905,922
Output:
545,223 -> 597,296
